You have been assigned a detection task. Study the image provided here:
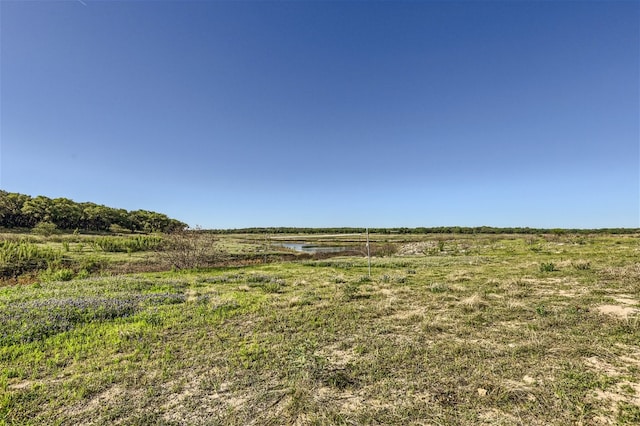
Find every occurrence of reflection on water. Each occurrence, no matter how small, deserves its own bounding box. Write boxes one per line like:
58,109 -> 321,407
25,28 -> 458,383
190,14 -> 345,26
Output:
279,243 -> 349,254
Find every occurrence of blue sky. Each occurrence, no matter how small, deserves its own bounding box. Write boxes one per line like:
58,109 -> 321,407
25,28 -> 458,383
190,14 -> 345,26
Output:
1,0 -> 638,229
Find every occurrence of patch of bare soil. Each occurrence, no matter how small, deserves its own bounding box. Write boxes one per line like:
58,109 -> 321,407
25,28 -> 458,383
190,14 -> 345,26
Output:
477,408 -> 520,425
585,350 -> 640,421
161,377 -> 251,425
596,305 -> 638,319
66,384 -> 141,419
613,295 -> 638,306
321,343 -> 357,367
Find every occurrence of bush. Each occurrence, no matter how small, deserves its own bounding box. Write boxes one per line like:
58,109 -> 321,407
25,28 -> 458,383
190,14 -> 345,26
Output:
375,243 -> 398,257
341,282 -> 361,301
157,230 -> 221,270
32,221 -> 58,236
39,268 -> 75,282
539,262 -> 556,272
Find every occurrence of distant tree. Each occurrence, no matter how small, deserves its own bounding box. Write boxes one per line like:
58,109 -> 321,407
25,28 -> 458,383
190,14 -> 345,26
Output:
0,191 -> 31,227
50,198 -> 82,229
21,195 -> 53,226
0,191 -> 187,233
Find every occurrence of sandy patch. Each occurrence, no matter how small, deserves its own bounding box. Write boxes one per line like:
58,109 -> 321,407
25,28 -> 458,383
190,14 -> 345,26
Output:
585,351 -> 640,420
594,382 -> 640,406
613,296 -> 638,306
593,381 -> 640,414
556,289 -> 586,297
597,305 -> 638,319
321,343 -> 357,366
477,408 -> 520,425
66,384 -> 137,417
585,357 -> 620,377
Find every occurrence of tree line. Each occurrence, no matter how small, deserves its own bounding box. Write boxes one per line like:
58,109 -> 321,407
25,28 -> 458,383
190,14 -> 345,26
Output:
209,226 -> 639,235
0,191 -> 187,233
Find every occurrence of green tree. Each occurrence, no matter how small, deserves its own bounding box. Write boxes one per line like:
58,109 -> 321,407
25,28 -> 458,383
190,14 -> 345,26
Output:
50,198 -> 82,230
0,191 -> 31,227
21,196 -> 53,226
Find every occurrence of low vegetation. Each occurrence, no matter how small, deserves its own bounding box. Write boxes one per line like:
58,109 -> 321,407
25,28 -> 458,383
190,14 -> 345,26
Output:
0,232 -> 639,424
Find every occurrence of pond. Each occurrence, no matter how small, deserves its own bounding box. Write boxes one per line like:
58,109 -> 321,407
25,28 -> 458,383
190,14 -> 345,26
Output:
278,243 -> 351,254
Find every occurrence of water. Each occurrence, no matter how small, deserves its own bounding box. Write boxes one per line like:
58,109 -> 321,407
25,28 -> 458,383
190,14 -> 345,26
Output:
278,243 -> 349,254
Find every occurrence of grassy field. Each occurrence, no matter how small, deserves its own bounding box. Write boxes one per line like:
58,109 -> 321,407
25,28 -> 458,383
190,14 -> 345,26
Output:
1,233 -> 639,425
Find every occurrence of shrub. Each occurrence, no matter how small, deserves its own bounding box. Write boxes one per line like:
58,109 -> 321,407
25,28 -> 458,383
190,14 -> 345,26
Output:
539,262 -> 556,272
157,230 -> 220,270
375,243 -> 398,257
39,268 -> 75,282
341,282 -> 360,301
262,280 -> 284,293
32,221 -> 58,236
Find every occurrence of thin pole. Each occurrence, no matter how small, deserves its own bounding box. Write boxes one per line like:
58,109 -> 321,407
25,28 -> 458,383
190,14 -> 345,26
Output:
366,227 -> 371,277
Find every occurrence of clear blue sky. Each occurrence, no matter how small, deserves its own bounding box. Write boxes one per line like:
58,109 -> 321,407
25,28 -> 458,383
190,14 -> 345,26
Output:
1,0 -> 638,229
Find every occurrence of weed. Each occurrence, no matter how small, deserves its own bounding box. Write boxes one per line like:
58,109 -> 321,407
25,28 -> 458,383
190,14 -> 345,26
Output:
262,280 -> 285,293
539,262 -> 556,272
341,282 -> 361,301
39,268 -> 75,282
536,304 -> 549,316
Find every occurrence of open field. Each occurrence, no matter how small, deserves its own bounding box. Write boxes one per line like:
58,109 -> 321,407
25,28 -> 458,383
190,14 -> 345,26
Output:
1,233 -> 639,424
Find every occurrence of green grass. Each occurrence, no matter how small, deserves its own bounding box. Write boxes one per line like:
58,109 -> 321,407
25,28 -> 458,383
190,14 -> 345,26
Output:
0,233 -> 639,424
